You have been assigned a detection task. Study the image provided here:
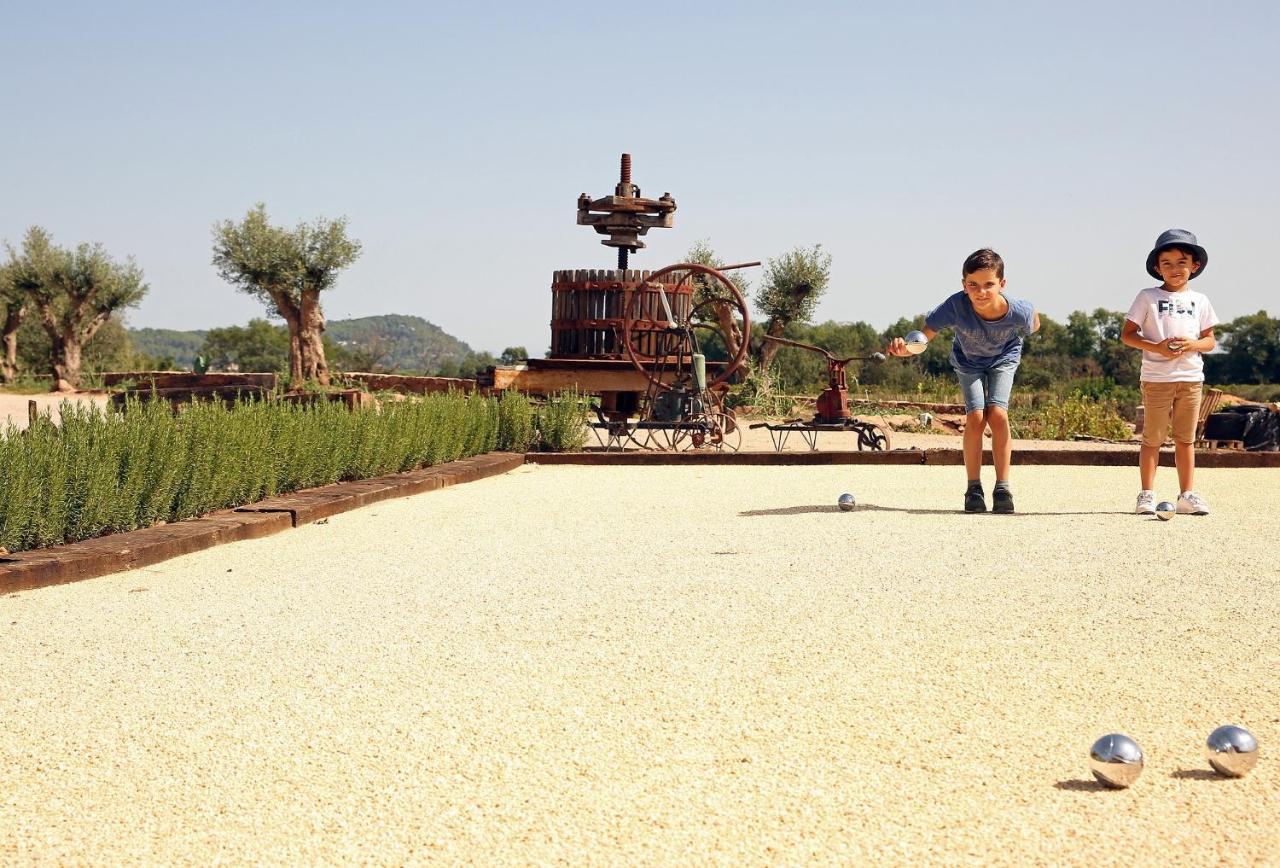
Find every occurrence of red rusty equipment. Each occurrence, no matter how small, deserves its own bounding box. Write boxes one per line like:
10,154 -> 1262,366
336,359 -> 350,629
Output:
761,334 -> 888,423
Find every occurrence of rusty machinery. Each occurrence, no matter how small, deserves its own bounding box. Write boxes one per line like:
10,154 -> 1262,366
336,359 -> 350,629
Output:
749,335 -> 892,452
481,153 -> 755,450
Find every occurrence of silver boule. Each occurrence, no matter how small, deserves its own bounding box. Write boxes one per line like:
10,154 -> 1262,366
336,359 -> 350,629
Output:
905,330 -> 928,355
1205,725 -> 1259,777
837,493 -> 856,512
1155,501 -> 1175,521
1089,733 -> 1144,788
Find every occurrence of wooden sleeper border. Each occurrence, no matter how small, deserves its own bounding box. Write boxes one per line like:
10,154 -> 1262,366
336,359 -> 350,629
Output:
0,453 -> 525,594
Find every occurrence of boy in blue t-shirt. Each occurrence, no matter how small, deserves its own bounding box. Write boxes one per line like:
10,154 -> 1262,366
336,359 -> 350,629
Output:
888,249 -> 1040,513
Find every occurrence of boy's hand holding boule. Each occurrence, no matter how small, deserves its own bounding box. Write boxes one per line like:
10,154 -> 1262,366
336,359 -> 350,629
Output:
886,336 -> 910,357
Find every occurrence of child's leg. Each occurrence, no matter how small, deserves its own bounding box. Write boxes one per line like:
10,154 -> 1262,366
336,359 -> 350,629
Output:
1139,382 -> 1174,490
983,363 -> 1018,481
986,405 -> 1012,480
957,371 -> 986,482
1170,383 -> 1202,492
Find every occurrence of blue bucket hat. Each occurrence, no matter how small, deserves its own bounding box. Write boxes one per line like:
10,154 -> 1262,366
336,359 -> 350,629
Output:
1146,228 -> 1207,280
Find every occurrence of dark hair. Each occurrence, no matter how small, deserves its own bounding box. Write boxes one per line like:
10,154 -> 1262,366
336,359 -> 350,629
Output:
1155,244 -> 1201,265
962,248 -> 1004,279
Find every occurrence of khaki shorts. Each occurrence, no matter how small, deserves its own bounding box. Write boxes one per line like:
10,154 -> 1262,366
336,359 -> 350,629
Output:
1141,381 -> 1202,447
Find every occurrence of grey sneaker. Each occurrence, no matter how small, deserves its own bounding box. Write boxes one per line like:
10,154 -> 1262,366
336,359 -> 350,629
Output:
1176,491 -> 1210,515
1135,490 -> 1155,515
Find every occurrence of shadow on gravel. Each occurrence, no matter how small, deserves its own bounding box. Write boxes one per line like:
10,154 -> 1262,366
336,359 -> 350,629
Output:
1170,769 -> 1230,781
740,504 -> 1134,517
1053,778 -> 1113,792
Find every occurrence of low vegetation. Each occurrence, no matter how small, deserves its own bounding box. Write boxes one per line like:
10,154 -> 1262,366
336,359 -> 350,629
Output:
0,390 -> 582,554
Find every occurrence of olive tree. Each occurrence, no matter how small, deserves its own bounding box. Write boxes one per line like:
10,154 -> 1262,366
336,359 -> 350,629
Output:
754,244 -> 831,371
0,259 -> 25,383
212,204 -> 362,389
6,227 -> 148,391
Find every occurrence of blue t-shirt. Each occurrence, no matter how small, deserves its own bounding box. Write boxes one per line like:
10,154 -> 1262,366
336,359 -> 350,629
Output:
924,292 -> 1036,374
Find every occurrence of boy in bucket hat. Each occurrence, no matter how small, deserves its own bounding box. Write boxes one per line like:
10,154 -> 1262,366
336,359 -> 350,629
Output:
1121,229 -> 1220,515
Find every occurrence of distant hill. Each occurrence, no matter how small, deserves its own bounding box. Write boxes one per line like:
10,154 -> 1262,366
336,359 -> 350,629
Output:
128,315 -> 479,373
326,314 -> 476,372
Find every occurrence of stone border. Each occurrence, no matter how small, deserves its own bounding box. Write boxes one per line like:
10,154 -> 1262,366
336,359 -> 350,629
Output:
0,453 -> 524,595
525,448 -> 1280,468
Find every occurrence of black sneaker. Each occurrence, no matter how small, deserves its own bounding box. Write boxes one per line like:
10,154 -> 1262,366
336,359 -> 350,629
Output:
992,485 -> 1015,514
964,484 -> 987,513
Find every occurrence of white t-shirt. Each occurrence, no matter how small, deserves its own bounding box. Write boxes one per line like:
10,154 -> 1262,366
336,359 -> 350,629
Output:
1125,286 -> 1220,383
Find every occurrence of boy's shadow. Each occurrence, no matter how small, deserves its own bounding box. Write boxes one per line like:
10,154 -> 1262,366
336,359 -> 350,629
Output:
740,504 -> 1133,518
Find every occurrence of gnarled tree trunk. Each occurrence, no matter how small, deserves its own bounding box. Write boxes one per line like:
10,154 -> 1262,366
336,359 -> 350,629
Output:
270,291 -> 306,390
299,288 -> 330,387
1,304 -> 23,383
756,318 -> 789,372
49,333 -> 81,392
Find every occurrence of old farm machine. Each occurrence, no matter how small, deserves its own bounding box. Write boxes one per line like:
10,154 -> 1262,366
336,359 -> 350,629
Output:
480,154 -> 756,450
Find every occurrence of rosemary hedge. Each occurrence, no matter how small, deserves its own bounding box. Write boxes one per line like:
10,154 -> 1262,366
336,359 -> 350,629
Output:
0,390 -> 556,554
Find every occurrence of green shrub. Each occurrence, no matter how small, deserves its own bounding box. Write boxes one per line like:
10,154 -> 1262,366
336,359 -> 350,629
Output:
534,390 -> 589,452
496,389 -> 535,452
0,389 -> 518,554
1012,393 -> 1132,441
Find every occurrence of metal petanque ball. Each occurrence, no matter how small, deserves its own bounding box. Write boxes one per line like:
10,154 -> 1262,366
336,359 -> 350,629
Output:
1205,725 -> 1259,777
905,330 -> 928,355
837,493 -> 856,511
1089,733 -> 1145,788
1155,501 -> 1176,521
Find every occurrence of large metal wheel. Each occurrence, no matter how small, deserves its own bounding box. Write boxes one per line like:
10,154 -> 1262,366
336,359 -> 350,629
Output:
620,263 -> 751,394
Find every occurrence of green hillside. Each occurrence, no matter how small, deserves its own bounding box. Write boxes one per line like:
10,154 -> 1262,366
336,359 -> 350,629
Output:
128,315 -> 482,374
326,314 -> 476,372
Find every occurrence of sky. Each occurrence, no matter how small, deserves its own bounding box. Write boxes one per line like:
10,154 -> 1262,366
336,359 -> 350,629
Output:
2,1 -> 1278,355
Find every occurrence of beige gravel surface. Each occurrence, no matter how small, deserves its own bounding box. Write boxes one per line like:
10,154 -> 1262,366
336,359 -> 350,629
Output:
2,465 -> 1278,864
0,392 -> 111,430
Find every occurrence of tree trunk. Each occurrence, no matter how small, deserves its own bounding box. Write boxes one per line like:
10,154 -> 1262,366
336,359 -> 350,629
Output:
51,333 -> 81,393
267,291 -> 306,390
0,304 -> 23,383
299,289 -> 330,387
755,318 -> 790,372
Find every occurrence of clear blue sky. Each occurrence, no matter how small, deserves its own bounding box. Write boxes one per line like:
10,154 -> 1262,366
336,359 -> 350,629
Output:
3,1 -> 1277,355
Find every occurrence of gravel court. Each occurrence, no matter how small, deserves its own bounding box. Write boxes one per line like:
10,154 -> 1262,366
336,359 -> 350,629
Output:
2,464 -> 1278,864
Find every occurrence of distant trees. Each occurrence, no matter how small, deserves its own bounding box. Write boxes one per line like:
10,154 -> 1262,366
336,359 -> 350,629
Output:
1207,311 -> 1280,384
212,204 -> 361,390
499,346 -> 529,365
202,319 -> 291,374
3,227 -> 148,391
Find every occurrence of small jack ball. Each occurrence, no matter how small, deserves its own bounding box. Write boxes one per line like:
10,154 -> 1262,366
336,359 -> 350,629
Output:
1155,501 -> 1176,521
837,493 -> 856,511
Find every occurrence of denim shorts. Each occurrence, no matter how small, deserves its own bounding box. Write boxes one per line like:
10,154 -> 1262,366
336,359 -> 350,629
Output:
956,362 -> 1018,413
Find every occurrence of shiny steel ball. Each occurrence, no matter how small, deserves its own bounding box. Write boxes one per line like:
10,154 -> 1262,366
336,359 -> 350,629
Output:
1089,733 -> 1144,788
905,330 -> 928,355
1155,501 -> 1176,521
837,493 -> 856,511
1205,725 -> 1259,777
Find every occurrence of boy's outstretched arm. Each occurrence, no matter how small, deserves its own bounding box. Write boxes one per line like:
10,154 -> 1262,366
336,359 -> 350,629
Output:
886,326 -> 937,356
1031,311 -> 1041,334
